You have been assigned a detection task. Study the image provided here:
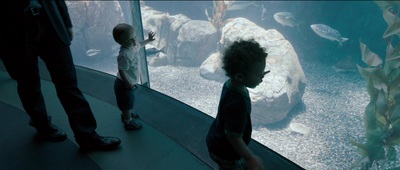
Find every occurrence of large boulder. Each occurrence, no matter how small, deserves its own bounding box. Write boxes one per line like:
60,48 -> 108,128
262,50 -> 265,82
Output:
199,52 -> 228,82
141,6 -> 192,66
201,18 -> 307,125
141,6 -> 219,67
175,20 -> 219,66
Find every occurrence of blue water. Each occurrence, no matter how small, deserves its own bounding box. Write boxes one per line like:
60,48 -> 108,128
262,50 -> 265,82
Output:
67,1 -> 399,169
146,1 -> 387,64
143,1 -> 397,169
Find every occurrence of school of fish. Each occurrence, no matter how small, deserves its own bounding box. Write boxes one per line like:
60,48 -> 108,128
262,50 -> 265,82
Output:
224,2 -> 349,46
271,10 -> 348,46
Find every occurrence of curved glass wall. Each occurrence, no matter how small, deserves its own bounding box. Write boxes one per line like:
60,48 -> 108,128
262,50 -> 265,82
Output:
67,1 -> 400,169
66,1 -> 149,86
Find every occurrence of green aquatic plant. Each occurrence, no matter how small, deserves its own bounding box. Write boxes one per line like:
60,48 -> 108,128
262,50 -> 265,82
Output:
350,2 -> 400,169
204,1 -> 258,53
204,1 -> 234,52
205,1 -> 234,31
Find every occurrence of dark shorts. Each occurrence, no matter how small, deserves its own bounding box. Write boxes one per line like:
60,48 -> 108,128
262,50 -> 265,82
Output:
114,78 -> 136,111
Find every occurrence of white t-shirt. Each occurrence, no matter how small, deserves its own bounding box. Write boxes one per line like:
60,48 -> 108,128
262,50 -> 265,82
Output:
116,42 -> 142,84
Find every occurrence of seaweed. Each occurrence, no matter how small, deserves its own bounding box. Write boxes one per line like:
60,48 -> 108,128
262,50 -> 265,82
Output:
205,1 -> 235,52
350,1 -> 400,169
205,1 -> 234,31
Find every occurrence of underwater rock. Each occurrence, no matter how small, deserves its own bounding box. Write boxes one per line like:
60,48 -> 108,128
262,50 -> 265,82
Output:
141,6 -> 174,56
199,52 -> 228,82
142,6 -> 221,67
147,52 -> 168,67
141,6 -> 191,66
203,17 -> 307,125
289,122 -> 311,136
175,20 -> 218,66
67,1 -> 126,61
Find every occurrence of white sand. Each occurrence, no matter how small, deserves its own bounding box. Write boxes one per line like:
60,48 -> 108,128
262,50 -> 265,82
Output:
148,62 -> 370,170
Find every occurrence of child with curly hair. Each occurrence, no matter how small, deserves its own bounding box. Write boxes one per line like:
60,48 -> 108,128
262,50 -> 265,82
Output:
206,39 -> 269,170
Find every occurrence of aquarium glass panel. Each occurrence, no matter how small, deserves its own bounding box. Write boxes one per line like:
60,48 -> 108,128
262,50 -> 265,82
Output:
66,1 -> 149,86
142,1 -> 400,169
68,1 -> 400,169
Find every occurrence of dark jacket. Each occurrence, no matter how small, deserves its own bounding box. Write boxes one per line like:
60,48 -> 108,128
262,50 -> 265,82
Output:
41,0 -> 73,46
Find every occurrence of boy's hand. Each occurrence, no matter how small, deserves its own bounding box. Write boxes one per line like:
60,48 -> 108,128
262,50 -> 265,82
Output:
148,31 -> 156,41
125,83 -> 136,90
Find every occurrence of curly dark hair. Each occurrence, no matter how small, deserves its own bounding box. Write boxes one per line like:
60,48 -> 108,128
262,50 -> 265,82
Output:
222,39 -> 268,77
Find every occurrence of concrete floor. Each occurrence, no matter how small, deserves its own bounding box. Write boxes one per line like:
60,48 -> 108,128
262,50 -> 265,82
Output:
0,70 -> 212,170
0,59 -> 303,170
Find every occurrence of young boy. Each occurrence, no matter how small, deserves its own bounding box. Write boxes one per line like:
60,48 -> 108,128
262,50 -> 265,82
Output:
206,39 -> 269,169
112,23 -> 155,130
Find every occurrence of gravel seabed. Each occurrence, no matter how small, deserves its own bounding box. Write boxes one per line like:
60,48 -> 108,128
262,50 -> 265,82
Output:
148,62 -> 371,170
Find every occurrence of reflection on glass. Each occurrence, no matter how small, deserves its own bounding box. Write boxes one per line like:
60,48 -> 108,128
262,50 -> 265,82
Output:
67,1 -> 400,169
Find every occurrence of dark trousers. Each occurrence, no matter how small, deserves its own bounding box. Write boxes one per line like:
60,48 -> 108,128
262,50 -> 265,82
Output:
13,7 -> 98,138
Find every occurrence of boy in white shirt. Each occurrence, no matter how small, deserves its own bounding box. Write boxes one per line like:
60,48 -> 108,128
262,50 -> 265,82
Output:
112,23 -> 155,130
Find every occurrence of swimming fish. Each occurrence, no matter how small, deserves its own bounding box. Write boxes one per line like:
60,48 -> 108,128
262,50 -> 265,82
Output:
145,44 -> 166,57
261,4 -> 267,20
227,1 -> 259,11
273,12 -> 297,27
310,24 -> 349,46
332,56 -> 357,73
289,122 -> 311,136
86,49 -> 101,57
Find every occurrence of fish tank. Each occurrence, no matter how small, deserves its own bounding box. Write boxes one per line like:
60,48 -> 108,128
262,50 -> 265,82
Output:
66,1 -> 400,169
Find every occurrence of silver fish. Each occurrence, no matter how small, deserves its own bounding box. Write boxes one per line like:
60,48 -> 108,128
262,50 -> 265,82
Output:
310,24 -> 348,46
289,122 -> 311,136
86,49 -> 101,57
145,44 -> 165,57
332,56 -> 356,73
273,12 -> 297,27
227,1 -> 258,11
261,4 -> 267,20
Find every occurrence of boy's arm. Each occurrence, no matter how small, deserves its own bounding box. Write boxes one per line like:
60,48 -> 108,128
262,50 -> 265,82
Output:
119,69 -> 135,89
226,135 -> 263,170
139,39 -> 153,46
139,31 -> 156,46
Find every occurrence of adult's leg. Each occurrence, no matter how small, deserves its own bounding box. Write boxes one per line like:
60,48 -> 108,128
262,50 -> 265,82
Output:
17,5 -> 68,142
16,48 -> 66,142
32,1 -> 120,151
35,14 -> 97,138
17,48 -> 50,125
39,42 -> 97,137
37,31 -> 122,151
16,6 -> 51,126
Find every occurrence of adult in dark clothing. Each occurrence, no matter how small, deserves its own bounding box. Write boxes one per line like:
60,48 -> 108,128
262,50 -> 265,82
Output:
0,2 -> 26,80
0,0 -> 121,151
